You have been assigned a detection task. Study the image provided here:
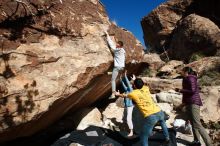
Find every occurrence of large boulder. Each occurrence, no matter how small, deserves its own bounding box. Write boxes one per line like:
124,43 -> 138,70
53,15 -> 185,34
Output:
141,77 -> 182,93
169,14 -> 220,61
142,53 -> 165,70
157,103 -> 174,127
158,60 -> 183,78
157,103 -> 173,114
141,0 -> 193,53
156,91 -> 182,107
141,0 -> 220,60
102,102 -> 124,124
159,60 -> 183,73
186,57 -> 220,75
140,53 -> 165,77
200,86 -> 220,122
0,0 -> 144,142
174,57 -> 220,86
75,108 -> 102,130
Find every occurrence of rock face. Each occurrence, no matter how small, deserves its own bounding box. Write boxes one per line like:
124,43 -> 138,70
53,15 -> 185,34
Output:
169,14 -> 220,61
174,57 -> 220,86
158,60 -> 183,78
141,0 -> 193,53
0,0 -> 144,142
141,77 -> 182,93
140,53 -> 165,77
200,86 -> 220,122
76,108 -> 102,130
141,0 -> 220,61
186,57 -> 220,75
159,60 -> 183,73
142,53 -> 165,71
102,102 -> 124,123
156,91 -> 182,107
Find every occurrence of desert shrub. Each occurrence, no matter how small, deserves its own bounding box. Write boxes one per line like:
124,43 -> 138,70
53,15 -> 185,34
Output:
189,52 -> 205,62
140,68 -> 154,77
199,70 -> 220,86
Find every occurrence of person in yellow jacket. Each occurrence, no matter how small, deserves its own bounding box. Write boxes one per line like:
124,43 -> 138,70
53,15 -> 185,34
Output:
116,78 -> 170,146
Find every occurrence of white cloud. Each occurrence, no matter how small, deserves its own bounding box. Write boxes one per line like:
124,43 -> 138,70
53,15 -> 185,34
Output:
112,19 -> 117,25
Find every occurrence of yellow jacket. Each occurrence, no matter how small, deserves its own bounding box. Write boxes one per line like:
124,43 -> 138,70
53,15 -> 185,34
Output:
128,86 -> 160,118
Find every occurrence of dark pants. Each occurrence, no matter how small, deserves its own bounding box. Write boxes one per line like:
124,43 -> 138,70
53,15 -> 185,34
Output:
185,104 -> 212,146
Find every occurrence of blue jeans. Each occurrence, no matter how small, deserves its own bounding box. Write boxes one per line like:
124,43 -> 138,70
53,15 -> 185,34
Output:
111,66 -> 124,92
140,111 -> 169,146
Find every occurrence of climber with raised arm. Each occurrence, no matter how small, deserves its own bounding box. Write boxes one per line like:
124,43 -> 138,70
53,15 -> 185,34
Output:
104,30 -> 126,99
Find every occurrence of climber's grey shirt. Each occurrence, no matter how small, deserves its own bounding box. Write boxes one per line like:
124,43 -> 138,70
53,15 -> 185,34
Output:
106,35 -> 125,68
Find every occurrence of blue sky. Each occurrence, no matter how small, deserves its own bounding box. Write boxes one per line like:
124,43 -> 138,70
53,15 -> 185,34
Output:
100,0 -> 167,48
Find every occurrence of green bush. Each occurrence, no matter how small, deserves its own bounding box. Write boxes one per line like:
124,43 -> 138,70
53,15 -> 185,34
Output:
199,70 -> 220,86
189,52 -> 205,62
140,68 -> 154,77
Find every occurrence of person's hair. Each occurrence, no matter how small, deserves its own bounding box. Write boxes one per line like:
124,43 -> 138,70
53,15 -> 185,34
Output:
124,75 -> 134,84
182,67 -> 196,75
126,75 -> 132,81
191,71 -> 198,76
134,78 -> 144,89
117,41 -> 123,47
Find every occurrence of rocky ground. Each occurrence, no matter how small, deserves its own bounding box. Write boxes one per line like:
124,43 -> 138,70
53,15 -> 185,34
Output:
51,88 -> 220,146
